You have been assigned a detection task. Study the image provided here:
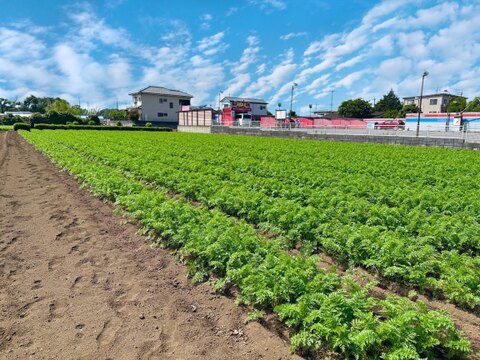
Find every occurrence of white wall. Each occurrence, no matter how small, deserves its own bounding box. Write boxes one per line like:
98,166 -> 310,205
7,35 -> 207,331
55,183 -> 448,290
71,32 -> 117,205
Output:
136,94 -> 190,122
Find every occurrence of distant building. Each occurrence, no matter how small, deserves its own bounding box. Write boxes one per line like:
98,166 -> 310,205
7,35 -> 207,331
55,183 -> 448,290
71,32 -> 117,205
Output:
129,86 -> 193,127
220,97 -> 268,123
3,111 -> 33,118
312,110 -> 338,119
403,92 -> 466,114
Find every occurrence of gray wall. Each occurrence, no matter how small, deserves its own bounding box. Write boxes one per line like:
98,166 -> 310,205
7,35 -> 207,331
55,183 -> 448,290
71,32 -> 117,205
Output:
211,127 -> 480,150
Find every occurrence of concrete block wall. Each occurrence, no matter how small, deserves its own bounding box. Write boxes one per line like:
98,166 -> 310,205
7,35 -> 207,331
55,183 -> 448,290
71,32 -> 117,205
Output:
211,127 -> 479,150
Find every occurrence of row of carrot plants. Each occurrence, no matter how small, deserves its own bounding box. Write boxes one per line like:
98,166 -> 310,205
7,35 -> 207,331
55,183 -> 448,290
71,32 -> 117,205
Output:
31,131 -> 480,309
21,130 -> 473,358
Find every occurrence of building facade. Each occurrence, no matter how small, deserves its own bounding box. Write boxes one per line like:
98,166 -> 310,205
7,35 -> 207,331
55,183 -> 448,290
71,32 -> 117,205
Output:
129,86 -> 193,127
220,96 -> 268,124
403,93 -> 466,114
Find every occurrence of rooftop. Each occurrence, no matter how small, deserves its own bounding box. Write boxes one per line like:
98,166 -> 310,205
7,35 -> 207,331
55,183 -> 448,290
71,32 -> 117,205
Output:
221,96 -> 268,104
129,86 -> 193,98
403,93 -> 466,100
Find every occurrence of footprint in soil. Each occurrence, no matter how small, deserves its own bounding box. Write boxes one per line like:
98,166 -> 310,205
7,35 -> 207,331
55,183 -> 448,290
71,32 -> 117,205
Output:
70,276 -> 83,289
75,324 -> 85,338
96,318 -> 123,346
47,301 -> 63,322
31,280 -> 42,290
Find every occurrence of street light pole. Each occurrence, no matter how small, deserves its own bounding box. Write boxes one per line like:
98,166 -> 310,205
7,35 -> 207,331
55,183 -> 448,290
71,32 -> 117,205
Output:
330,90 -> 335,113
416,71 -> 429,137
218,91 -> 223,111
290,83 -> 297,118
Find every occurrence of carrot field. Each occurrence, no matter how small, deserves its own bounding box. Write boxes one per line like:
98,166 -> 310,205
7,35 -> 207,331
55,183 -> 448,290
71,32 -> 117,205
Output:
21,129 -> 480,359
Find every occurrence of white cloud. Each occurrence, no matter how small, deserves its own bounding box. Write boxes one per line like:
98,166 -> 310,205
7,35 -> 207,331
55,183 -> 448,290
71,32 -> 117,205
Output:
335,55 -> 364,71
197,32 -> 229,56
280,32 -> 307,41
200,13 -> 213,30
249,0 -> 286,11
247,35 -> 259,46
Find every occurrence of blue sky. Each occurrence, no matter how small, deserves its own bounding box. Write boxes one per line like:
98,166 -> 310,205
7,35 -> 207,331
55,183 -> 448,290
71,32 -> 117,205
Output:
0,0 -> 479,114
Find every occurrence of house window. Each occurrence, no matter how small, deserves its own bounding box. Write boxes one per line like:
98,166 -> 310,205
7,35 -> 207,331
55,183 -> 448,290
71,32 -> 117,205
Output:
260,106 -> 266,110
429,99 -> 438,105
169,102 -> 173,109
157,113 -> 168,117
159,98 -> 168,103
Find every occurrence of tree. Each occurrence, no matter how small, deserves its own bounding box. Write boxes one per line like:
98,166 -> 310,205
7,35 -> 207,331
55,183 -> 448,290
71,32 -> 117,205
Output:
384,109 -> 399,118
128,108 -> 140,121
374,89 -> 403,113
22,95 -> 57,113
0,98 -> 9,113
465,97 -> 480,112
447,97 -> 467,112
46,99 -> 74,113
397,104 -> 419,118
338,98 -> 373,118
287,110 -> 297,117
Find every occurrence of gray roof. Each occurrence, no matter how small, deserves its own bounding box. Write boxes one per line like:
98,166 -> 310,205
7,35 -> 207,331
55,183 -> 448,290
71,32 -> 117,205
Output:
129,86 -> 193,98
221,96 -> 268,104
403,93 -> 466,100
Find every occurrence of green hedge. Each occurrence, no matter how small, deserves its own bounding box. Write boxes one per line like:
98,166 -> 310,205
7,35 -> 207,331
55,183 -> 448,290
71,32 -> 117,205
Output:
13,123 -> 31,131
33,123 -> 172,132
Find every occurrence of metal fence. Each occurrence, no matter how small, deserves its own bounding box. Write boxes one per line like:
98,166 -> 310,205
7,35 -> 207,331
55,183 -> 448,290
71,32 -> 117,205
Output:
216,122 -> 480,144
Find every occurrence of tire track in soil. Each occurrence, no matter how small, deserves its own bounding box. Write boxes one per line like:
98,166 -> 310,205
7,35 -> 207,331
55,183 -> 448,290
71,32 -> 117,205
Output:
0,132 -> 300,360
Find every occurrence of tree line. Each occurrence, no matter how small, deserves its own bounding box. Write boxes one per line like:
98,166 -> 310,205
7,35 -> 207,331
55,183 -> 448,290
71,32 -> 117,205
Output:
337,90 -> 480,119
0,95 -> 130,125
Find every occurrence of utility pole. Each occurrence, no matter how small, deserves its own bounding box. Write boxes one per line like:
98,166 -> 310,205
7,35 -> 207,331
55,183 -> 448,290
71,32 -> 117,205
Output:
416,71 -> 429,137
218,91 -> 223,111
290,83 -> 298,117
330,90 -> 335,113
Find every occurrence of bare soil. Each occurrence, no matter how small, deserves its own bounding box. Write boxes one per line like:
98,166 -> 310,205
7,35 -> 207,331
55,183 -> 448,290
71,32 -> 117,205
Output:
0,131 -> 301,360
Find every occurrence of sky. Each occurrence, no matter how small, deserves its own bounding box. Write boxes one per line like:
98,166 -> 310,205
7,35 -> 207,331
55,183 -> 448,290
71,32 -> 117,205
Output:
0,0 -> 479,114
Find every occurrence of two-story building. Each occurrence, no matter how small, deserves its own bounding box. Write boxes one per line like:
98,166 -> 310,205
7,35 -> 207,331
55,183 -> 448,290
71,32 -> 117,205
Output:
403,92 -> 466,114
220,96 -> 269,124
129,86 -> 193,127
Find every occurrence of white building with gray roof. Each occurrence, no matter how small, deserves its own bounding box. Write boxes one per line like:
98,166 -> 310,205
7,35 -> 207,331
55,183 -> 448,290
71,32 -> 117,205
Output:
129,86 -> 193,127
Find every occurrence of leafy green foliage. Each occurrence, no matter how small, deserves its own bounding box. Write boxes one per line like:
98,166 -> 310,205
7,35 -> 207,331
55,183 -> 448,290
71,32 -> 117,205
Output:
32,124 -> 172,131
465,97 -> 480,112
374,89 -> 403,113
13,122 -> 30,131
20,130 -> 474,358
447,97 -> 467,113
338,98 -> 373,118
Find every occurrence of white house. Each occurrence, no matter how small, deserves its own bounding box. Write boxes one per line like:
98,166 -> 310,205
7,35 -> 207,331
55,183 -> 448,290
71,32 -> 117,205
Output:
129,86 -> 193,126
220,96 -> 269,121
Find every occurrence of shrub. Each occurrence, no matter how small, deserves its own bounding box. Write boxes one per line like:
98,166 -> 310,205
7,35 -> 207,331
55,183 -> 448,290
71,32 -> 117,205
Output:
88,115 -> 101,125
116,121 -> 122,127
128,108 -> 140,121
145,122 -> 152,127
13,122 -> 31,131
30,112 -> 46,125
45,111 -> 78,124
32,123 -> 172,131
1,114 -> 26,125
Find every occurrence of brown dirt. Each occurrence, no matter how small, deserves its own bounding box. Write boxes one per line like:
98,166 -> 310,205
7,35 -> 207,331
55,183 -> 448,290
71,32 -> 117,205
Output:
0,131 -> 301,360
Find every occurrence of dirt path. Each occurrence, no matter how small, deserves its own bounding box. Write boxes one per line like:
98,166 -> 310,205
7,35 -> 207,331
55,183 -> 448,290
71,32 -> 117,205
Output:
0,131 -> 300,360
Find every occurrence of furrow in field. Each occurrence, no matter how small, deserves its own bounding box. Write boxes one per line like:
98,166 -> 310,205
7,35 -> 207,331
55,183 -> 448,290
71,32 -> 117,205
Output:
21,130 -> 474,359
31,131 -> 480,310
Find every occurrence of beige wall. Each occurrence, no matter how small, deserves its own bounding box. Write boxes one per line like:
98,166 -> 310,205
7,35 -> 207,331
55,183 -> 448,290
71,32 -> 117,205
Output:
404,95 -> 449,113
178,109 -> 213,127
134,93 -> 190,122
